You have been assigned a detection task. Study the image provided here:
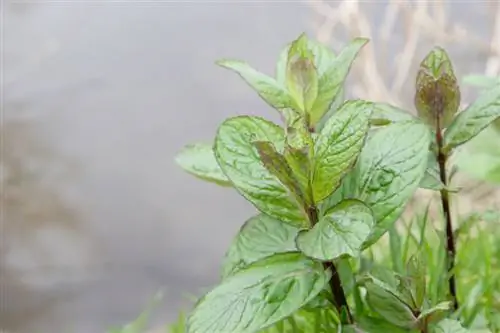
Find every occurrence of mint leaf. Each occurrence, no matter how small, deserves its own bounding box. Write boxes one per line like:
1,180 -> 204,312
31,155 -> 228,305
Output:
214,116 -> 306,225
285,33 -> 319,114
417,301 -> 452,326
217,59 -> 292,111
355,316 -> 413,333
419,152 -> 444,191
463,74 -> 500,89
432,319 -> 468,333
371,103 -> 416,125
187,253 -> 330,333
221,214 -> 300,278
414,47 -> 460,129
312,100 -> 373,202
296,199 -> 374,261
310,38 -> 368,126
355,121 -> 431,248
260,307 -> 338,333
276,36 -> 336,87
363,276 -> 417,329
444,86 -> 500,150
254,141 -> 311,206
175,143 -> 231,186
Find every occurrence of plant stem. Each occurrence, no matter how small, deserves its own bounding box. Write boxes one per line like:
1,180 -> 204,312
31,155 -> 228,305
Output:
306,206 -> 354,324
435,125 -> 459,311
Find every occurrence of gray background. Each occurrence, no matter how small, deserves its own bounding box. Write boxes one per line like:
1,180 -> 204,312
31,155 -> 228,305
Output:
1,1 -> 496,332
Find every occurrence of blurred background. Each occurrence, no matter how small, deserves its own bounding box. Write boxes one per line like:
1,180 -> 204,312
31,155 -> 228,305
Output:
1,1 -> 499,332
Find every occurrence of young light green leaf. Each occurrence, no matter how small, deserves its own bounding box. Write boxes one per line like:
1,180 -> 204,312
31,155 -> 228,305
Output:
432,319 -> 469,333
254,141 -> 311,206
217,59 -> 292,111
356,121 -> 431,248
175,143 -> 232,186
187,253 -> 330,333
414,47 -> 460,129
312,100 -> 373,202
309,38 -> 368,126
221,214 -> 300,279
296,199 -> 374,261
286,34 -> 319,114
444,86 -> 500,150
214,116 -> 306,225
276,35 -> 336,86
363,278 -> 418,329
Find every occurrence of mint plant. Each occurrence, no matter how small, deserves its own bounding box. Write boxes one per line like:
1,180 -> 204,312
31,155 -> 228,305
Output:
174,33 -> 500,333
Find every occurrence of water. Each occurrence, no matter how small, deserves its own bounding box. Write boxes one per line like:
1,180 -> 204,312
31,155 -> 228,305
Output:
1,1 -> 495,332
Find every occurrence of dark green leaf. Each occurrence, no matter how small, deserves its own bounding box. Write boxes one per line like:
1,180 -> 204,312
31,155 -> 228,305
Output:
444,86 -> 500,150
217,59 -> 293,111
414,47 -> 460,129
221,214 -> 300,278
214,116 -> 306,225
286,34 -> 319,114
312,100 -> 373,202
310,38 -> 368,126
254,141 -> 311,206
296,199 -> 374,261
353,121 -> 431,248
187,253 -> 330,333
175,143 -> 232,186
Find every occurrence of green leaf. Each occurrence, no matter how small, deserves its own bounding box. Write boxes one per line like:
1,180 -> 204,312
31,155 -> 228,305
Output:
296,199 -> 374,261
371,103 -> 416,124
175,143 -> 231,186
286,34 -> 319,114
259,307 -> 339,333
354,121 -> 431,248
406,255 -> 427,309
363,276 -> 418,329
187,253 -> 330,333
221,214 -> 300,278
444,86 -> 500,150
254,141 -> 311,206
283,146 -> 312,198
312,100 -> 373,202
355,316 -> 414,333
217,59 -> 292,111
214,116 -> 306,225
432,319 -> 469,333
414,47 -> 460,129
417,301 -> 452,326
310,38 -> 368,126
419,152 -> 444,191
463,74 -> 500,89
454,122 -> 500,184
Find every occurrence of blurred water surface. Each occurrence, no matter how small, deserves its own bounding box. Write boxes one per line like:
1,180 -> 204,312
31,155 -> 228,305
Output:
1,1 -> 495,332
